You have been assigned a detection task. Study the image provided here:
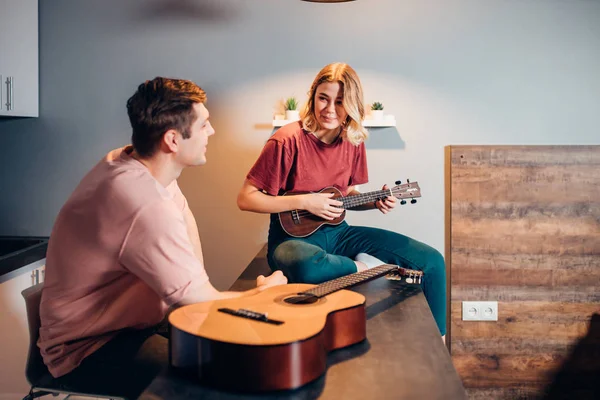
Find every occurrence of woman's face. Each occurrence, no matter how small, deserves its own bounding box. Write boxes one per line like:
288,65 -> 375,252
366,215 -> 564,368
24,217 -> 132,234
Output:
313,81 -> 348,131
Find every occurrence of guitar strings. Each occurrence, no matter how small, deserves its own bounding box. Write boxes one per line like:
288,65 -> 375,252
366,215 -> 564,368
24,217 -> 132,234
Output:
303,264 -> 396,297
303,264 -> 423,298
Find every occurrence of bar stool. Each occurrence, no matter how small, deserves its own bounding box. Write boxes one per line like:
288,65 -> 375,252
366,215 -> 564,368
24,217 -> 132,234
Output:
21,283 -> 122,400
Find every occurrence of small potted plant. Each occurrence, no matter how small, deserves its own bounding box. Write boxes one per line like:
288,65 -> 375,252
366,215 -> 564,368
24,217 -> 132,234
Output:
371,102 -> 384,120
285,97 -> 300,121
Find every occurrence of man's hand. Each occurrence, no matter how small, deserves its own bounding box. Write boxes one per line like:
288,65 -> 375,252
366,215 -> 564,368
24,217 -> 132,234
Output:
375,184 -> 397,214
256,270 -> 288,291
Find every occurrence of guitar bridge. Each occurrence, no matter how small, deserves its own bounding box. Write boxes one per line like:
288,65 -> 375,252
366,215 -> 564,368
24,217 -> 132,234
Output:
218,308 -> 284,325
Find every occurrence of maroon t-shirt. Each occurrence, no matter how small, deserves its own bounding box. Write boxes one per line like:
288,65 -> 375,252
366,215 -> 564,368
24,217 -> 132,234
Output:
247,121 -> 368,196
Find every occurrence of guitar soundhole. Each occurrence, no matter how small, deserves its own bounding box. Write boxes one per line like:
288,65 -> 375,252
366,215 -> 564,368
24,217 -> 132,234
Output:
283,293 -> 319,305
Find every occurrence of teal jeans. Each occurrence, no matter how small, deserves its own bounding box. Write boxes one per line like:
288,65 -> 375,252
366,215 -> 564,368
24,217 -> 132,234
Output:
267,219 -> 447,336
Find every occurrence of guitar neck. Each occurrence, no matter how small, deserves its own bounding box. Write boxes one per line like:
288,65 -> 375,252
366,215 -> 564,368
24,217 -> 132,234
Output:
341,189 -> 392,209
302,264 -> 397,298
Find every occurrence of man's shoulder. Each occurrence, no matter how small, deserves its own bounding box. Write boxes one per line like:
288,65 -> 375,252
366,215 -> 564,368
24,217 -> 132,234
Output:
102,168 -> 168,210
68,152 -> 169,216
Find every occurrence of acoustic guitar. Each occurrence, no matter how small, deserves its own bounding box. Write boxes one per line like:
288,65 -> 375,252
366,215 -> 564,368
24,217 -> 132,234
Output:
169,264 -> 423,392
278,181 -> 422,237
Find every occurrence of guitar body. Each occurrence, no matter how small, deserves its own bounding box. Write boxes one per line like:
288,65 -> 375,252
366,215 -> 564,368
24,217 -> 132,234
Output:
278,187 -> 346,237
169,284 -> 366,392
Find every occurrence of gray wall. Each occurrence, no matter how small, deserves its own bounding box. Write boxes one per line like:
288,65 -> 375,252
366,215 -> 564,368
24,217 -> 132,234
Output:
0,0 -> 598,289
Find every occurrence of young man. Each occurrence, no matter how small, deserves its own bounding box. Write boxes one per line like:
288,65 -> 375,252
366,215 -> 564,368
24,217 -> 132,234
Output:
38,77 -> 286,398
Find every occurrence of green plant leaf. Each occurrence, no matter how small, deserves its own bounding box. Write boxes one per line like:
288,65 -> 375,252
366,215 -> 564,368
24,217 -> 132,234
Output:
285,97 -> 298,111
371,101 -> 384,111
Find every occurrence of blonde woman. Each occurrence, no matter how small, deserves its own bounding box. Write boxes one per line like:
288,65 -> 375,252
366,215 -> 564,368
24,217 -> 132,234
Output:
238,63 -> 446,338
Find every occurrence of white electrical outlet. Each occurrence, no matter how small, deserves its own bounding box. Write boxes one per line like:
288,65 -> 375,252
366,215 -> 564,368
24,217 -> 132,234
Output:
462,301 -> 498,321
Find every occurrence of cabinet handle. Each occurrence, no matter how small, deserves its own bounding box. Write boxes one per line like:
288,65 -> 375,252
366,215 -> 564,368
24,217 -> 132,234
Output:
5,76 -> 13,111
30,269 -> 41,286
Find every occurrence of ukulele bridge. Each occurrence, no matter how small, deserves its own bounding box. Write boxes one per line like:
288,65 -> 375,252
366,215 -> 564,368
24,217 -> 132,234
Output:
218,308 -> 284,325
291,209 -> 301,225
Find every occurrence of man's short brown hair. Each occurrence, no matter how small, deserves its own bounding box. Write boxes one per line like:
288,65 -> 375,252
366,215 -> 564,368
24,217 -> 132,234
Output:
126,77 -> 206,158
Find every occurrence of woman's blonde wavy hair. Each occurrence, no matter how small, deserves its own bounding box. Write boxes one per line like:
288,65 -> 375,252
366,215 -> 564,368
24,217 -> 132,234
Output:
301,63 -> 368,146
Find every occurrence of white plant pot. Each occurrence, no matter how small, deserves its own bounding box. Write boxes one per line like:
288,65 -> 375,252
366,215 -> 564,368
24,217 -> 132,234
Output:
371,110 -> 384,120
285,110 -> 300,121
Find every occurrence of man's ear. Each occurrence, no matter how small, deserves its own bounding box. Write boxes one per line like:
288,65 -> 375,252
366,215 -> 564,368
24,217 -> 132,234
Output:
162,129 -> 179,153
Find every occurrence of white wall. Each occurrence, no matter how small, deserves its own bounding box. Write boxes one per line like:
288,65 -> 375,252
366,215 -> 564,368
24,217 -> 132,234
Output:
0,0 -> 598,290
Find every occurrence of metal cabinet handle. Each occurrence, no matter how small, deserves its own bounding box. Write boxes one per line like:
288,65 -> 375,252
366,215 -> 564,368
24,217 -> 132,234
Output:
30,268 -> 41,286
10,77 -> 13,110
5,76 -> 13,111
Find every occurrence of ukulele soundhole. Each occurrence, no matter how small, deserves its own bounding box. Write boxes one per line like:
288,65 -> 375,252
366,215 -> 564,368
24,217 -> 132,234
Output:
283,293 -> 319,305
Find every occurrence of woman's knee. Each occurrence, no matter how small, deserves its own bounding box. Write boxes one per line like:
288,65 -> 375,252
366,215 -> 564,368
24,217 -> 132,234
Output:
272,241 -> 325,283
422,248 -> 446,279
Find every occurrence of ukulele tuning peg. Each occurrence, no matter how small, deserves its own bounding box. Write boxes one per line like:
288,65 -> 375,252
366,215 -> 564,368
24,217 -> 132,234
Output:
400,200 -> 407,205
411,199 -> 417,204
395,180 -> 402,185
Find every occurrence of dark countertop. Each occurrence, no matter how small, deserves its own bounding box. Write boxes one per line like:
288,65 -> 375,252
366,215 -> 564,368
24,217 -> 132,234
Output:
0,236 -> 48,283
139,247 -> 467,400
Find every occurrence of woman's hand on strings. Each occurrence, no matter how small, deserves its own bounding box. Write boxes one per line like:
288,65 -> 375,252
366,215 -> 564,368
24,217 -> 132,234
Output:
303,192 -> 344,220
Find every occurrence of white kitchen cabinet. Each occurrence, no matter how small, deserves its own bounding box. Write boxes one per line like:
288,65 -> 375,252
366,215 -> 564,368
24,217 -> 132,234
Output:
0,0 -> 39,117
0,260 -> 45,399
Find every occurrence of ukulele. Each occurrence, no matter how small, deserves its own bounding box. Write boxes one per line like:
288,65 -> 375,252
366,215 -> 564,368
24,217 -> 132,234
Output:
278,180 -> 422,237
169,264 -> 423,392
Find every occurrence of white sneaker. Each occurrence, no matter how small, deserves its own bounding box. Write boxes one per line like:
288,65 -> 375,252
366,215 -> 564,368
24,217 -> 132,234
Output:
354,253 -> 385,269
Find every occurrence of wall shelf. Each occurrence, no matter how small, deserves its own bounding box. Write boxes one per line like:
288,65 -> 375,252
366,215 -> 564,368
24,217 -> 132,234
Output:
272,116 -> 396,128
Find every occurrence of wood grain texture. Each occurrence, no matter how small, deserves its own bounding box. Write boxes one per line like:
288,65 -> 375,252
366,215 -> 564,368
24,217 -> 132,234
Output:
465,387 -> 546,400
446,146 -> 600,399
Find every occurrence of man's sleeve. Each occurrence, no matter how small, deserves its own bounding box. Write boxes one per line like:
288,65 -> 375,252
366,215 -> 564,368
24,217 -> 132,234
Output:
119,199 -> 209,306
246,138 -> 292,196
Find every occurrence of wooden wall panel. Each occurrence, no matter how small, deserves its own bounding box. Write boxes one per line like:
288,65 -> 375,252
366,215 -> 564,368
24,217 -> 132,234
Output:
447,146 -> 600,399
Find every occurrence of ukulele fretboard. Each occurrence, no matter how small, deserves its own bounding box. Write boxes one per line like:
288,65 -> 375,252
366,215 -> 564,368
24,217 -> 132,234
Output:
341,189 -> 393,209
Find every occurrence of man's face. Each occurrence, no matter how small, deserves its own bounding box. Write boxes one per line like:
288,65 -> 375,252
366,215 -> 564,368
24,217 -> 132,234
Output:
178,102 -> 215,166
